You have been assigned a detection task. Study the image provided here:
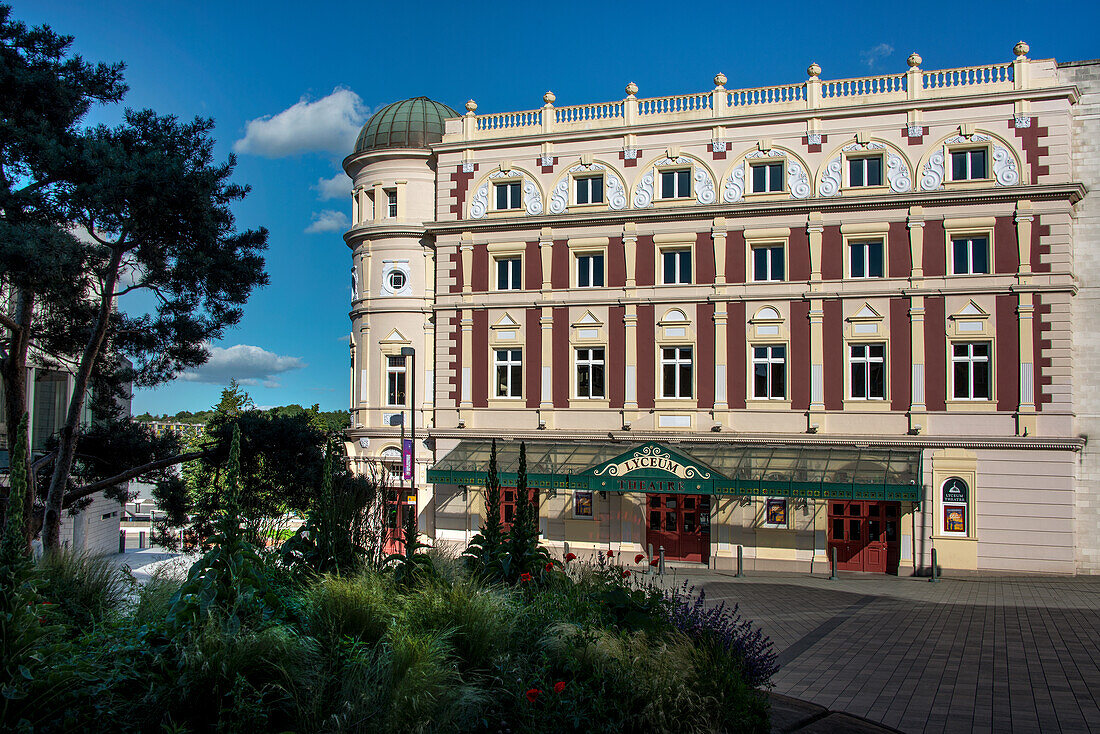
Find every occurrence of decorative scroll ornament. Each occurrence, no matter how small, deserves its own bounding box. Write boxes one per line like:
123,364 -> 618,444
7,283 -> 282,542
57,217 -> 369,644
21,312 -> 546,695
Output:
523,180 -> 542,215
1014,115 -> 1032,128
992,146 -> 1020,186
607,173 -> 627,210
633,169 -> 655,208
540,154 -> 554,167
623,148 -> 639,160
462,162 -> 475,173
819,157 -> 842,197
549,177 -> 569,214
712,140 -> 727,153
746,148 -> 785,160
920,150 -> 945,191
887,154 -> 912,192
469,181 -> 489,218
592,445 -> 711,480
787,160 -> 811,199
945,133 -> 991,144
807,132 -> 822,146
906,123 -> 923,138
695,167 -> 716,204
842,141 -> 886,152
723,167 -> 745,203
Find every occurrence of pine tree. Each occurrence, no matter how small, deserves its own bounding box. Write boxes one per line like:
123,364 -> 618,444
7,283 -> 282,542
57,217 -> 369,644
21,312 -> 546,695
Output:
480,439 -> 504,554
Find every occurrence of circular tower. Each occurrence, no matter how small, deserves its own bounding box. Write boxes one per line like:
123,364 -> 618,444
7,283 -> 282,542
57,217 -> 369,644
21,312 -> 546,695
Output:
342,97 -> 458,532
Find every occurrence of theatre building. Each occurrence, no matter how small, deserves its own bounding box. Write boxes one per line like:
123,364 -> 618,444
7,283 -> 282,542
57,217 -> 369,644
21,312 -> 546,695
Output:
343,45 -> 1100,575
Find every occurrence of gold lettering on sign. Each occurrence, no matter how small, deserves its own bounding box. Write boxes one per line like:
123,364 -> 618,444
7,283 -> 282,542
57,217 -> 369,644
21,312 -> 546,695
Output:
593,445 -> 710,480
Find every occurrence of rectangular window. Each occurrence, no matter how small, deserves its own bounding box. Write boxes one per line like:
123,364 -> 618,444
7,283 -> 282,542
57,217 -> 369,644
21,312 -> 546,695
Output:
576,253 -> 605,288
951,236 -> 990,275
575,347 -> 606,399
494,181 -> 522,210
849,240 -> 885,278
849,344 -> 885,400
752,245 -> 785,282
951,149 -> 988,180
751,162 -> 784,193
659,168 -> 691,199
494,349 -> 522,398
848,156 -> 883,187
385,189 -> 397,218
752,345 -> 786,399
385,355 -> 407,406
662,249 -> 692,285
661,346 -> 693,398
575,175 -> 604,205
495,256 -> 521,290
952,342 -> 991,400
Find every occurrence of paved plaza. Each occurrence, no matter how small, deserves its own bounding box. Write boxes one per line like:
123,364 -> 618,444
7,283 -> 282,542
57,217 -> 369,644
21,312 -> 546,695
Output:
693,571 -> 1100,733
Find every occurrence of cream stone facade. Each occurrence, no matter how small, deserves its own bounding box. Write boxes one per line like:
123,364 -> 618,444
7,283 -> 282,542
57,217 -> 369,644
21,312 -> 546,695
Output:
343,48 -> 1100,575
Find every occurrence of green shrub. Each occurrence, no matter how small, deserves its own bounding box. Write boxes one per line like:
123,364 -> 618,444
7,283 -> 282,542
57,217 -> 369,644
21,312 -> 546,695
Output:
305,572 -> 396,646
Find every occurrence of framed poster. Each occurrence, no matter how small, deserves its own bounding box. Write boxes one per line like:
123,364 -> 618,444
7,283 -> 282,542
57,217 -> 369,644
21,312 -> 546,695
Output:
764,498 -> 788,528
573,491 -> 593,518
941,477 -> 970,536
943,505 -> 967,534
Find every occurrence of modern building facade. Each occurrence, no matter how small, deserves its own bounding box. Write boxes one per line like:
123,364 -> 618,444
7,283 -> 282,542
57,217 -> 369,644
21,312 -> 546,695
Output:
343,45 -> 1100,575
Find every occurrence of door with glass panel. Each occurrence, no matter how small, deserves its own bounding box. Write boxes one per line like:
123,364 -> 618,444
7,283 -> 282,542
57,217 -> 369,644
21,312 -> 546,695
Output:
827,501 -> 899,573
645,494 -> 710,563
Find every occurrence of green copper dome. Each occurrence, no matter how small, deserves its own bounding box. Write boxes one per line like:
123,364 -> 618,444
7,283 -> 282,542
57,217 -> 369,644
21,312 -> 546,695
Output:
353,97 -> 459,154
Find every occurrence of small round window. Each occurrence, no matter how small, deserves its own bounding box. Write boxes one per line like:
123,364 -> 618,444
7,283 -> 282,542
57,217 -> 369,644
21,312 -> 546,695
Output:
387,270 -> 407,291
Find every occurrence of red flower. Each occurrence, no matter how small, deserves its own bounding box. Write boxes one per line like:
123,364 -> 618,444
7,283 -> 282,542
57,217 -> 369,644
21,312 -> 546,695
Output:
564,552 -> 577,563
622,569 -> 631,577
520,572 -> 532,582
526,688 -> 541,703
553,681 -> 566,694
544,562 -> 554,572
606,549 -> 614,557
649,558 -> 659,566
634,553 -> 645,564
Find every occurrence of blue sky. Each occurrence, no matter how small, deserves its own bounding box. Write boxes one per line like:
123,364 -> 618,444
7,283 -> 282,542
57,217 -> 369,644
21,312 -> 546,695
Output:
16,0 -> 1099,416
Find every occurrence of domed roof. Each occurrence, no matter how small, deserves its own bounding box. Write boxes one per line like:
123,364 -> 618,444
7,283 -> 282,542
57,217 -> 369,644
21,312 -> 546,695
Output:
353,97 -> 459,154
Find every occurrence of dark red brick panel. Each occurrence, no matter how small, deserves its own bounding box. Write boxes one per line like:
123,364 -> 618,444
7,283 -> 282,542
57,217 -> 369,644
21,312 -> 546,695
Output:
727,302 -> 747,408
822,300 -> 843,410
551,240 -> 568,290
472,245 -> 489,292
696,303 -> 715,407
790,300 -> 810,410
993,216 -> 1018,275
526,308 -> 541,409
637,305 -> 655,409
472,310 -> 488,408
789,227 -> 810,282
695,232 -> 715,285
608,237 -> 626,288
821,226 -> 843,280
726,230 -> 746,284
995,295 -> 1019,412
449,312 -> 461,403
525,241 -> 541,290
889,298 -> 911,411
922,220 -> 946,277
450,249 -> 463,294
636,235 -> 655,287
609,306 -> 625,409
552,306 -> 569,408
1035,294 -> 1052,409
888,222 -> 910,279
1032,217 -> 1051,274
924,297 -> 946,411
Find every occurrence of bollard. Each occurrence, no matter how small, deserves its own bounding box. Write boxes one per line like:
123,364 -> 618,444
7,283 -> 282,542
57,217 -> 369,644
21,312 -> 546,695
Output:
139,531 -> 146,550
929,547 -> 941,583
658,545 -> 666,576
648,543 -> 654,575
118,529 -> 125,554
736,544 -> 745,577
830,546 -> 839,580
563,540 -> 570,560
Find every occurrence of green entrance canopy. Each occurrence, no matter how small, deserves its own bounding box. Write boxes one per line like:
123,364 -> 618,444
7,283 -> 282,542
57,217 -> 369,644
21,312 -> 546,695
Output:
426,440 -> 922,502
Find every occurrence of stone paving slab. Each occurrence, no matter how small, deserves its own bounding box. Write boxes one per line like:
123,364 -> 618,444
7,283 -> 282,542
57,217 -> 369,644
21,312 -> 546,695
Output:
694,572 -> 1100,734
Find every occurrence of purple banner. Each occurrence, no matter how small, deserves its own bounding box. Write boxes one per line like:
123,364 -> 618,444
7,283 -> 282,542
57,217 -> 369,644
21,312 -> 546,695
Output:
402,438 -> 413,480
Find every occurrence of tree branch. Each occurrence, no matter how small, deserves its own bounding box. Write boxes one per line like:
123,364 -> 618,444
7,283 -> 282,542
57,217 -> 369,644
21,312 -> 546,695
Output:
0,311 -> 21,333
62,448 -> 212,507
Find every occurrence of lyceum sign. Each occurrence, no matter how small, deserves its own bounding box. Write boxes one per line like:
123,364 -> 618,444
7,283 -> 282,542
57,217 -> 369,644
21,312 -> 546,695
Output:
593,445 -> 711,481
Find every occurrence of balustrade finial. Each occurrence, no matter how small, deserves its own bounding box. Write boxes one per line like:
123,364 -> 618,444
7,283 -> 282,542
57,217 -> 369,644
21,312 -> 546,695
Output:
807,62 -> 821,79
713,72 -> 727,89
625,81 -> 638,98
1013,41 -> 1029,59
465,99 -> 478,114
907,52 -> 922,69
543,90 -> 556,106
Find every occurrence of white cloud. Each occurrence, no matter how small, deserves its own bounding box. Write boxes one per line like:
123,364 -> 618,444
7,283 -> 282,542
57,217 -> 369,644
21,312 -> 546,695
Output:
305,209 -> 349,234
234,87 -> 368,157
315,172 -> 350,200
860,43 -> 894,68
180,344 -> 306,386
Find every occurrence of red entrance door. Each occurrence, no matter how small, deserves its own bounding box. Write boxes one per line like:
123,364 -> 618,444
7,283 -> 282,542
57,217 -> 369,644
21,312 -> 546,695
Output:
827,501 -> 900,573
646,494 -> 710,563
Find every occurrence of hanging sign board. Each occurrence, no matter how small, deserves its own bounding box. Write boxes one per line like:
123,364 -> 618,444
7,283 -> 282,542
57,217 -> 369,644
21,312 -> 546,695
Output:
402,438 -> 413,480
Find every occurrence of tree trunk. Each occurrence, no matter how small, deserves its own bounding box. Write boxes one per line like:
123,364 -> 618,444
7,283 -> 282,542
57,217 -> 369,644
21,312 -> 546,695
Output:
1,288 -> 35,549
42,249 -> 123,548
